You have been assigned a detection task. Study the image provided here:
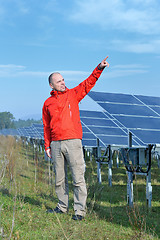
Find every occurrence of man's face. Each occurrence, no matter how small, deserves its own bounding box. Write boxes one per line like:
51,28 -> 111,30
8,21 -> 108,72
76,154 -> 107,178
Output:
50,73 -> 66,92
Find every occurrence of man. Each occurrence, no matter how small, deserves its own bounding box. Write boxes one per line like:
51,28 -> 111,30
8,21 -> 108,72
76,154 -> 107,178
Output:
42,57 -> 109,220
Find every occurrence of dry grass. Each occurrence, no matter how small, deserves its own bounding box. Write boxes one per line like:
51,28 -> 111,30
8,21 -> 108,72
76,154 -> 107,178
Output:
0,135 -> 159,239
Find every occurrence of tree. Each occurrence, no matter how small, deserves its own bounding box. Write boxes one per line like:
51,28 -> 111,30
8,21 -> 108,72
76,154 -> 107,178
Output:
0,112 -> 15,130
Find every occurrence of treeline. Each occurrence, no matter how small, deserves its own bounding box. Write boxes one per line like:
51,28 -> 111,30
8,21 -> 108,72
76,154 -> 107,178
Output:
0,112 -> 42,130
14,118 -> 42,128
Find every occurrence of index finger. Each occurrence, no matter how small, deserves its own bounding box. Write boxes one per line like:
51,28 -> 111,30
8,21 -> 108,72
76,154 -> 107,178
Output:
104,56 -> 109,61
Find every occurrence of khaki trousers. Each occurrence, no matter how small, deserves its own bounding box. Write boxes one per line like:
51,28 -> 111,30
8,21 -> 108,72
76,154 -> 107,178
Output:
50,139 -> 87,216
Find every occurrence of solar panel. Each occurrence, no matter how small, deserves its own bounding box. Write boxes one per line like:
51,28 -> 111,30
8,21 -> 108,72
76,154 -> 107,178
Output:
88,92 -> 140,104
115,116 -> 160,130
81,117 -> 116,127
0,128 -> 19,136
98,103 -> 158,117
80,110 -> 140,147
88,91 -> 160,145
17,126 -> 42,139
135,95 -> 160,106
131,130 -> 160,145
151,106 -> 160,115
32,123 -> 44,139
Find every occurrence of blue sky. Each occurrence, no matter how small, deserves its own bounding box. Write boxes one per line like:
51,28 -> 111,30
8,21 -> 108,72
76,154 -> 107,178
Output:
1,0 -> 160,120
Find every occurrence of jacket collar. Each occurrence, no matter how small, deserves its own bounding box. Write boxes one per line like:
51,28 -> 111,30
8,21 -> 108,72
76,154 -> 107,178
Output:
50,87 -> 68,96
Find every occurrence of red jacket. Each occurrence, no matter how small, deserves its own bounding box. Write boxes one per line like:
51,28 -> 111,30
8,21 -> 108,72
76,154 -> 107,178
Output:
42,64 -> 104,150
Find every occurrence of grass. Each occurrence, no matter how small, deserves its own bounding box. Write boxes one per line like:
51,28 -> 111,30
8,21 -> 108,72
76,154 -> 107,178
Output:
0,135 -> 160,239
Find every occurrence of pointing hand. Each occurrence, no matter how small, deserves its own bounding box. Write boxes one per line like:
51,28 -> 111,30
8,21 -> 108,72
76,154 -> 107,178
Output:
100,56 -> 109,68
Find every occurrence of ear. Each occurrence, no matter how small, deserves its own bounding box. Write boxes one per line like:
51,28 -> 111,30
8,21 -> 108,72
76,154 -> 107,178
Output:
49,83 -> 54,89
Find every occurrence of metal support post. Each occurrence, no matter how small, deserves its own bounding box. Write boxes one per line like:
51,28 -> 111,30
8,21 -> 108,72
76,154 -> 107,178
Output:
87,150 -> 90,157
116,151 -> 119,168
96,138 -> 102,184
108,145 -> 112,186
128,131 -> 132,148
40,145 -> 42,153
127,131 -> 133,206
127,171 -> 134,207
146,169 -> 152,208
97,161 -> 102,184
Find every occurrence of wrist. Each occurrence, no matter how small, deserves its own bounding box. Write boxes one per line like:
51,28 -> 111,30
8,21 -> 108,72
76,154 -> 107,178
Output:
97,63 -> 105,70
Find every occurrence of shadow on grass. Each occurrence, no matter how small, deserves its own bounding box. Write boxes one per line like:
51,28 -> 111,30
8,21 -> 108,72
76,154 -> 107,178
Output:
37,192 -> 56,202
17,194 -> 57,211
23,196 -> 41,206
97,204 -> 159,238
20,174 -> 30,179
86,182 -> 160,238
0,187 -> 11,197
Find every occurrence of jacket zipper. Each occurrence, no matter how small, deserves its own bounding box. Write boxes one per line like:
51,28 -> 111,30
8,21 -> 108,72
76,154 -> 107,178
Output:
68,103 -> 72,118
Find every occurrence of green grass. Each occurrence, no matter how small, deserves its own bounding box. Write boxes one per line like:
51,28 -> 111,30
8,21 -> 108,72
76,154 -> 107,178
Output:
0,136 -> 160,239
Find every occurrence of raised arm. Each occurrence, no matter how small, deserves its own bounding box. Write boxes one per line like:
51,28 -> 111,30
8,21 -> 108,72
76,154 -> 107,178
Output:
73,56 -> 109,102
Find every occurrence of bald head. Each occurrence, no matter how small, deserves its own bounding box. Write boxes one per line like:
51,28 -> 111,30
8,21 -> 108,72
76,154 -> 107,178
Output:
48,72 -> 66,92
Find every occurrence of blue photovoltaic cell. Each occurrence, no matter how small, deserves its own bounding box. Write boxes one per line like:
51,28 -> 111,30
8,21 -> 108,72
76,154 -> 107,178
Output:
83,132 -> 96,139
80,110 -> 106,118
32,124 -> 44,139
0,128 -> 19,136
88,91 -> 140,104
80,110 -> 130,147
18,126 -> 42,139
113,119 -> 127,129
95,135 -> 128,146
96,135 -> 143,146
131,136 -> 145,146
150,106 -> 160,115
98,103 -> 157,117
89,126 -> 126,136
115,116 -> 160,130
82,126 -> 90,132
81,117 -> 117,127
82,139 -> 104,147
32,123 -> 43,128
18,128 -> 28,137
135,95 -> 160,106
131,130 -> 160,144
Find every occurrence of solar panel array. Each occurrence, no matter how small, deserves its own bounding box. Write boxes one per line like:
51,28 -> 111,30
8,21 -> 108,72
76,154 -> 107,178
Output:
0,128 -> 19,136
80,110 -> 140,148
88,91 -> 160,146
17,125 -> 43,139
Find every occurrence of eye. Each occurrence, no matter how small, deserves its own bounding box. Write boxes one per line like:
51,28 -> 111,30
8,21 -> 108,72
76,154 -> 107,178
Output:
59,79 -> 64,83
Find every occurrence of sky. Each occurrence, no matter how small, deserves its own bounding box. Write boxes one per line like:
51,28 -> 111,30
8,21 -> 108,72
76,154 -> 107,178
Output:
1,0 -> 160,120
